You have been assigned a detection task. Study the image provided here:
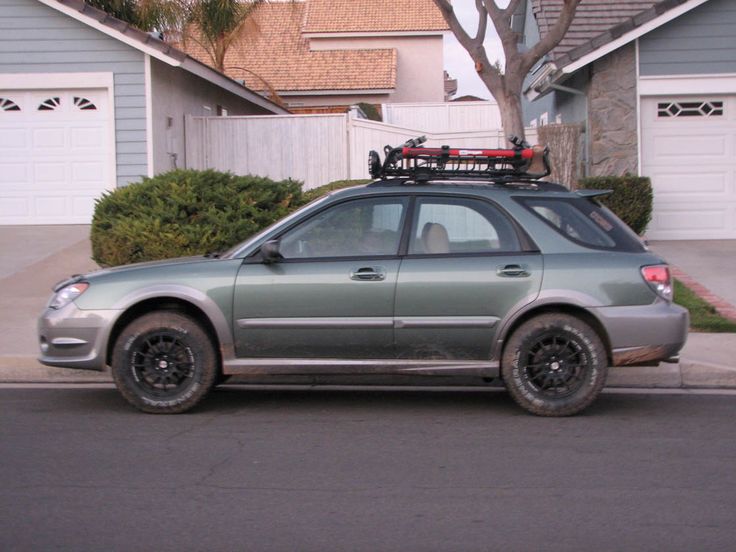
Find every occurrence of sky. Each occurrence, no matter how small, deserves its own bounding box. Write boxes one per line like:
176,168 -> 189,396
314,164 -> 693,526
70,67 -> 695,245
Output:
442,1 -> 507,100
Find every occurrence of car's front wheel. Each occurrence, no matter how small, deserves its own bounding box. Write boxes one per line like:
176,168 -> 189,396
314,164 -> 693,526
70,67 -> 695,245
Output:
501,313 -> 608,416
111,312 -> 218,414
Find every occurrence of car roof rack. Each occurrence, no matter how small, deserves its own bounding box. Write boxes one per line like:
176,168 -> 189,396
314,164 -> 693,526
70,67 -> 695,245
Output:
368,135 -> 551,183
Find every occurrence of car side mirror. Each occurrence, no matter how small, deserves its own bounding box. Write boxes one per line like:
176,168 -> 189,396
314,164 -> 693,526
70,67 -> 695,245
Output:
260,239 -> 282,264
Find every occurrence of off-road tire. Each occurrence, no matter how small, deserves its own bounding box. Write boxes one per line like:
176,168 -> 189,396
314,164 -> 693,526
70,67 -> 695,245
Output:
111,312 -> 218,414
501,313 -> 608,416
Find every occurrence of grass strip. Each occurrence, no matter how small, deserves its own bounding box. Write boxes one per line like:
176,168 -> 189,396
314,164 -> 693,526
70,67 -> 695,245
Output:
674,279 -> 736,333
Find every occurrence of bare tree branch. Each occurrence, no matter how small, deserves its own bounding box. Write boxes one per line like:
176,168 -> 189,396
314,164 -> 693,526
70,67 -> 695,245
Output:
520,0 -> 581,74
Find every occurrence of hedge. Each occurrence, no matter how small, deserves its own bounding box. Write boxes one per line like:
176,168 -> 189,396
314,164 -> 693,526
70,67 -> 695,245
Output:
91,170 -> 302,267
577,175 -> 653,235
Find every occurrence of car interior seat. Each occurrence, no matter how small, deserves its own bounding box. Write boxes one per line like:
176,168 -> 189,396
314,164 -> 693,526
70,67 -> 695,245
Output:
421,222 -> 450,254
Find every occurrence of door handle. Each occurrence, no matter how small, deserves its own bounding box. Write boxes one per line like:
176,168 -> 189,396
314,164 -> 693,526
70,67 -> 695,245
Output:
350,266 -> 386,281
497,264 -> 530,277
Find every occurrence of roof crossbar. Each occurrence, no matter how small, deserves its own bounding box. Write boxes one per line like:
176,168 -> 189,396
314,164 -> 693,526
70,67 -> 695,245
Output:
369,136 -> 551,182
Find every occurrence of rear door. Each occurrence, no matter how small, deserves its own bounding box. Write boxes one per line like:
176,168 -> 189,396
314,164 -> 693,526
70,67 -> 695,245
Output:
394,195 -> 543,360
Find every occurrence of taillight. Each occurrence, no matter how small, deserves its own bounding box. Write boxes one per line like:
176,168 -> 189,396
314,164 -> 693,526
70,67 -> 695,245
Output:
641,265 -> 673,301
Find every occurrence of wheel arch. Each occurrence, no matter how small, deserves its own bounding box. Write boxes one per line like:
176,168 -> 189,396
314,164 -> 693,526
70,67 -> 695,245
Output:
105,290 -> 234,369
496,303 -> 613,367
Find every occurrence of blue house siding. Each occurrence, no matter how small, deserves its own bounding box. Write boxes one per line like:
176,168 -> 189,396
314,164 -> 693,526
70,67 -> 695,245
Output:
639,0 -> 736,76
0,0 -> 148,187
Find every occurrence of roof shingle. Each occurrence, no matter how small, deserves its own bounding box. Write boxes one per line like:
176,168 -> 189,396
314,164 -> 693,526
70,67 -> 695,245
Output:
303,0 -> 448,33
532,0 -> 662,62
181,2 -> 398,92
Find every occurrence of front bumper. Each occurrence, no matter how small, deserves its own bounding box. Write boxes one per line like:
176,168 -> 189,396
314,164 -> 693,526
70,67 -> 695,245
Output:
591,300 -> 689,366
37,303 -> 120,371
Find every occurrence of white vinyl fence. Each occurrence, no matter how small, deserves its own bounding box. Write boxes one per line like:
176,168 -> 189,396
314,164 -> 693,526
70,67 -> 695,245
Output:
185,113 -> 536,189
382,101 -> 502,133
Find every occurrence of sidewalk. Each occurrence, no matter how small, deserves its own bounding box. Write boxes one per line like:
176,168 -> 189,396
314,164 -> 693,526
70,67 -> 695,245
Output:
0,227 -> 733,387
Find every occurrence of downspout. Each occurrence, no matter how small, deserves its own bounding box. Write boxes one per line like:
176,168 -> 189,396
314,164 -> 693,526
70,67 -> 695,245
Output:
547,83 -> 589,179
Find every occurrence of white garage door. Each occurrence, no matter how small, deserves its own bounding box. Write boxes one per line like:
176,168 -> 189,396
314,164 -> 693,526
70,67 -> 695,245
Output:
641,95 -> 736,240
0,89 -> 112,225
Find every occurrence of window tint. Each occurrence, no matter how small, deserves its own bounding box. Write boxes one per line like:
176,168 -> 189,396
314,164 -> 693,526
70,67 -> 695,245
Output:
279,197 -> 407,259
409,197 -> 521,254
519,197 -> 645,252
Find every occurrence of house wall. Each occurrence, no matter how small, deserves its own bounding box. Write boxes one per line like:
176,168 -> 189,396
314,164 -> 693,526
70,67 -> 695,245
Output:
588,44 -> 638,176
0,0 -> 147,187
308,36 -> 445,103
150,58 -> 275,173
639,0 -> 736,76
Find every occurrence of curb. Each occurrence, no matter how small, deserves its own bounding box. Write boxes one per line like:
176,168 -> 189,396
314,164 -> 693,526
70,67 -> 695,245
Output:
2,355 -> 735,389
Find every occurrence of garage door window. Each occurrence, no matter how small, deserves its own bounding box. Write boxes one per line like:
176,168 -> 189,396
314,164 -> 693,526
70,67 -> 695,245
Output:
657,100 -> 723,118
38,97 -> 61,111
74,97 -> 97,111
0,98 -> 20,111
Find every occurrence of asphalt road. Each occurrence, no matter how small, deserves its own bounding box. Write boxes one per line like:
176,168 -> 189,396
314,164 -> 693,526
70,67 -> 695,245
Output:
1,385 -> 736,552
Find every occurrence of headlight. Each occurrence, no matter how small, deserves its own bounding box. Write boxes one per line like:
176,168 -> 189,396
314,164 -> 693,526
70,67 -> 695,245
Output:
48,282 -> 89,310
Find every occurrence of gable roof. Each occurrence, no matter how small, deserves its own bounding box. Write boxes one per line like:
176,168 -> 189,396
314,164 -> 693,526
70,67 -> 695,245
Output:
35,0 -> 288,113
181,2 -> 398,94
302,0 -> 448,34
526,0 -> 712,98
532,0 -> 659,62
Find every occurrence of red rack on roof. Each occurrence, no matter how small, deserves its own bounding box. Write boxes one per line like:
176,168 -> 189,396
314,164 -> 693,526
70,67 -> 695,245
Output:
368,136 -> 550,182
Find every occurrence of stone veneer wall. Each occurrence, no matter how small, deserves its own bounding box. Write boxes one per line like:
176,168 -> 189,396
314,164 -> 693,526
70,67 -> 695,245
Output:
588,43 -> 638,176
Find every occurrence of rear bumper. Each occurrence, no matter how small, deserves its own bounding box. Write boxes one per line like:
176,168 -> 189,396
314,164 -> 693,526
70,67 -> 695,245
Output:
37,303 -> 120,371
591,300 -> 689,366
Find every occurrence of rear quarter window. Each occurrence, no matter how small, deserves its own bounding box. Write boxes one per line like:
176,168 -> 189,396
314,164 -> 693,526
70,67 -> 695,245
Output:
517,196 -> 645,252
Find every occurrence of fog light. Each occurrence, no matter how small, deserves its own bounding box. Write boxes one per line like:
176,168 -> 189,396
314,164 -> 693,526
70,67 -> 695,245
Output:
40,337 -> 49,354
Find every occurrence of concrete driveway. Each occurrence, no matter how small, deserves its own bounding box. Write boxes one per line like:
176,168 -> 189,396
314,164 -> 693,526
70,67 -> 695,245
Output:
0,225 -> 98,356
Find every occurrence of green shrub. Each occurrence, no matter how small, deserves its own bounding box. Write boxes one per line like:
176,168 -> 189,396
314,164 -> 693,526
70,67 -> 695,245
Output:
577,175 -> 653,235
91,170 -> 302,266
301,179 -> 371,203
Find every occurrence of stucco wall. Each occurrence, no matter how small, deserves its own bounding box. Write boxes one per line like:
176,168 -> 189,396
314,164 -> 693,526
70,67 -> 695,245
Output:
150,58 -> 275,173
307,35 -> 445,103
588,44 -> 638,177
0,0 -> 147,187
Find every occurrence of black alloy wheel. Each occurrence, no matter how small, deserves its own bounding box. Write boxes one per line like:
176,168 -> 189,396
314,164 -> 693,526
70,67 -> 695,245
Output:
112,312 -> 218,413
502,313 -> 608,416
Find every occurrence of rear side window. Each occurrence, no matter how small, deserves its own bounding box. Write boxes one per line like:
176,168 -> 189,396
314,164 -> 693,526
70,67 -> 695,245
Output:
518,197 -> 645,252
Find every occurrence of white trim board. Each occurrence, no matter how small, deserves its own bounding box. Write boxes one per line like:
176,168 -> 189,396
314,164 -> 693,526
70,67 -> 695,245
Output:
0,72 -> 114,90
639,74 -> 736,96
144,55 -> 154,177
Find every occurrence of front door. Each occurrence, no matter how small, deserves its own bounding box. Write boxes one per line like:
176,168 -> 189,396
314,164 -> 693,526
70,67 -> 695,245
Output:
394,196 -> 543,360
233,196 -> 409,358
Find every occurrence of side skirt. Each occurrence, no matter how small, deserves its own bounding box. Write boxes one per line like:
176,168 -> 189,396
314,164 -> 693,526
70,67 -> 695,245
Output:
223,358 -> 500,378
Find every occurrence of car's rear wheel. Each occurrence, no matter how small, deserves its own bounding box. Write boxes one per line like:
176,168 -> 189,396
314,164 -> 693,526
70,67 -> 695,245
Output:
501,313 -> 608,416
111,312 -> 218,414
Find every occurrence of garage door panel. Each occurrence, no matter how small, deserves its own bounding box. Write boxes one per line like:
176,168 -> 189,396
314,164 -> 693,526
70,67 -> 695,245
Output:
646,170 -> 729,194
655,207 -> 727,232
70,127 -> 105,149
0,197 -> 29,217
0,127 -> 28,149
651,133 -> 728,158
34,163 -> 67,185
0,88 -> 112,225
0,164 -> 28,184
72,161 -> 105,184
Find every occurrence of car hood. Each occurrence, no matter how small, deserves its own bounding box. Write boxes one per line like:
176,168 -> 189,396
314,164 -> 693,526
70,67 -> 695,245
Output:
55,256 -> 219,288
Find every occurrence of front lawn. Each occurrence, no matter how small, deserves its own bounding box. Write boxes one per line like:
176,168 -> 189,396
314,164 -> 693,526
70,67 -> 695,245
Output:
674,279 -> 736,333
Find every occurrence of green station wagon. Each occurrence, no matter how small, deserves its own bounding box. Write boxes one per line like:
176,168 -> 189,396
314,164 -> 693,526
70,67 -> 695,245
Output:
38,137 -> 688,416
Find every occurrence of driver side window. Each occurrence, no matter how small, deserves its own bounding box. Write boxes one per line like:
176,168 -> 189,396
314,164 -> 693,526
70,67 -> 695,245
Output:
279,197 -> 408,259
